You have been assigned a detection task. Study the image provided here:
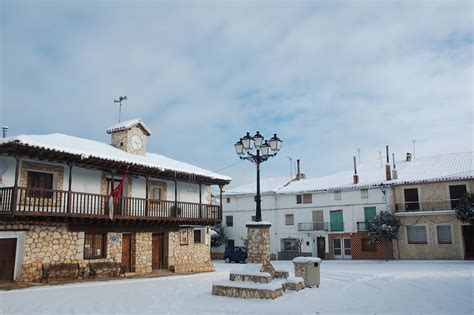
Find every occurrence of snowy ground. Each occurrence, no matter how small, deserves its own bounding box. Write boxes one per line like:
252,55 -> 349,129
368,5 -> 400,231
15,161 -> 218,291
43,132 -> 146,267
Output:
1,260 -> 472,314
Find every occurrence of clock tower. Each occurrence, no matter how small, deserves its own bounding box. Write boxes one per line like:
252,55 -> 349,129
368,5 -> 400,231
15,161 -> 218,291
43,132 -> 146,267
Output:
106,118 -> 152,156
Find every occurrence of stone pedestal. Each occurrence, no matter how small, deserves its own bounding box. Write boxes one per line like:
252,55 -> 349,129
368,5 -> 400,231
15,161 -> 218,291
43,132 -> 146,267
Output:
246,222 -> 275,277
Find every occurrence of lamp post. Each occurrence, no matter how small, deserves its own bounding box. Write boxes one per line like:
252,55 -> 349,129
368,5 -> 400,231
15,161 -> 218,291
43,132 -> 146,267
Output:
234,131 -> 283,222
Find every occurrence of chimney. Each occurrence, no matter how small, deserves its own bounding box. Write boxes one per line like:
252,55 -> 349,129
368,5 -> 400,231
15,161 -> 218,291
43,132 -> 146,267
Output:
385,145 -> 392,180
2,126 -> 8,138
406,152 -> 412,162
353,156 -> 359,184
296,159 -> 301,180
392,152 -> 398,180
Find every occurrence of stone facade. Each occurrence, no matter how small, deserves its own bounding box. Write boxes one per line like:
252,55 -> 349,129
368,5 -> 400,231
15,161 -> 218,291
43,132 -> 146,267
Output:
392,180 -> 474,207
397,213 -> 464,259
134,232 -> 152,274
167,228 -> 214,273
110,125 -> 148,156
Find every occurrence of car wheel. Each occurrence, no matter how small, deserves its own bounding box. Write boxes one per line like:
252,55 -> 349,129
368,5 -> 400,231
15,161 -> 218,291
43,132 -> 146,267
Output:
224,257 -> 231,263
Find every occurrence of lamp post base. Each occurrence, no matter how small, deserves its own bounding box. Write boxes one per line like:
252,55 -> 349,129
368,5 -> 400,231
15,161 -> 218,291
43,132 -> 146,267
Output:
246,222 -> 275,277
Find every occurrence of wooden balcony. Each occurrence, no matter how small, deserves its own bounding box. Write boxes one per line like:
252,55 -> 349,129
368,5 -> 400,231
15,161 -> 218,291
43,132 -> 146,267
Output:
0,186 -> 222,226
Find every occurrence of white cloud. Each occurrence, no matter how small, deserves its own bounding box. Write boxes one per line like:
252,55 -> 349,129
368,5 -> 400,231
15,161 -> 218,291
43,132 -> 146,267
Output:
1,0 -> 472,188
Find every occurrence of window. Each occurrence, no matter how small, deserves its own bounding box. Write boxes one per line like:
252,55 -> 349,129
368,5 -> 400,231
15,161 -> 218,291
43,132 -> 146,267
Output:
449,185 -> 467,209
407,226 -> 427,244
226,197 -> 231,204
361,189 -> 368,199
296,194 -> 312,204
281,239 -> 299,251
404,188 -> 420,211
334,191 -> 341,200
330,210 -> 344,231
225,216 -> 233,227
27,171 -> 53,198
84,233 -> 106,259
437,225 -> 452,244
285,214 -> 294,225
194,228 -> 205,244
361,238 -> 376,251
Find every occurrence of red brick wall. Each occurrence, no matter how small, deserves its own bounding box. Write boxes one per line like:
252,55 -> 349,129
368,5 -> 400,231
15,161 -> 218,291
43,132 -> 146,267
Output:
327,232 -> 394,260
352,232 -> 394,260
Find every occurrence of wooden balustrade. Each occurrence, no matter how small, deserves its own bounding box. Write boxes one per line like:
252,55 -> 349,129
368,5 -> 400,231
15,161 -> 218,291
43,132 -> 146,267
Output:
0,186 -> 221,222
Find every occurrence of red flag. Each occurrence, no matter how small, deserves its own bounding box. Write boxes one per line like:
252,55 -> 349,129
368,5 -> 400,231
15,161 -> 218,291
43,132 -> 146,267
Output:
111,168 -> 128,198
109,167 -> 128,220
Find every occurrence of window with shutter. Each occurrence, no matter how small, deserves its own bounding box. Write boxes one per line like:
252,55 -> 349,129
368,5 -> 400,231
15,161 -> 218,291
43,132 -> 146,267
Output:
437,225 -> 452,244
407,226 -> 427,244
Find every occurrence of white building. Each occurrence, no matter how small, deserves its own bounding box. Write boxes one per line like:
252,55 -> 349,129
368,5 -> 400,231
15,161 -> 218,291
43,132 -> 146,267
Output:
222,152 -> 474,260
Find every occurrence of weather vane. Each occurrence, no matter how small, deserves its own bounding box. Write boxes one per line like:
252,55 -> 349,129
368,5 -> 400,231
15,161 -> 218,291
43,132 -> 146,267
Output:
114,96 -> 127,122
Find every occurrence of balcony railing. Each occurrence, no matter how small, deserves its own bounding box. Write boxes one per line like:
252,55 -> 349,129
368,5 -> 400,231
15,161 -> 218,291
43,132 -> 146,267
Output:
394,199 -> 462,213
297,222 -> 329,232
0,186 -> 221,222
357,221 -> 368,231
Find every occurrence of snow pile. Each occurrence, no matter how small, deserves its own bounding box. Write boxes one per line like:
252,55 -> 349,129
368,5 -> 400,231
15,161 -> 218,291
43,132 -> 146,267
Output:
287,276 -> 304,284
293,257 -> 322,264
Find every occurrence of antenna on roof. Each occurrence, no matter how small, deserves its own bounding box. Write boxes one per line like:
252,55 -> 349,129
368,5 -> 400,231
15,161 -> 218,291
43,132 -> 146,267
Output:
378,151 -> 383,167
357,148 -> 361,164
287,156 -> 293,179
114,96 -> 127,123
412,140 -> 416,160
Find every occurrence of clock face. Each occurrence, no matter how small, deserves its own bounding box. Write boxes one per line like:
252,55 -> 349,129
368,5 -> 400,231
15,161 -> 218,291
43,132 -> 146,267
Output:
130,135 -> 143,150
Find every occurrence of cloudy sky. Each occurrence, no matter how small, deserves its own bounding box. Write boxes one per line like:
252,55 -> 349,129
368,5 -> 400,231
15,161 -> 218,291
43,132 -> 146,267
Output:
1,0 -> 472,188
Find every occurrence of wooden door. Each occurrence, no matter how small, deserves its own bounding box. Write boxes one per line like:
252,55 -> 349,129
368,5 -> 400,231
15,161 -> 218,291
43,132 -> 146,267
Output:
122,234 -> 132,272
317,237 -> 326,259
0,238 -> 17,281
152,233 -> 166,270
463,226 -> 474,260
449,185 -> 467,209
404,188 -> 419,211
107,179 -> 124,215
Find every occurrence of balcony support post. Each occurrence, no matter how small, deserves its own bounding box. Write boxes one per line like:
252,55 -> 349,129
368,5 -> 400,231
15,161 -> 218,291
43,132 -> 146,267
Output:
67,163 -> 73,213
174,179 -> 178,217
10,157 -> 20,213
145,176 -> 149,217
219,185 -> 223,221
199,183 -> 202,218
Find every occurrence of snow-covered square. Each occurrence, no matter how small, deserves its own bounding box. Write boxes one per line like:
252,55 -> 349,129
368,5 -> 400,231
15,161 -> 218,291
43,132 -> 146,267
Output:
1,260 -> 472,314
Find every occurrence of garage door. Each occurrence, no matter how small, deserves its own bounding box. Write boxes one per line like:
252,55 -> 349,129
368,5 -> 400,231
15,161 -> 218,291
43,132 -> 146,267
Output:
0,238 -> 17,281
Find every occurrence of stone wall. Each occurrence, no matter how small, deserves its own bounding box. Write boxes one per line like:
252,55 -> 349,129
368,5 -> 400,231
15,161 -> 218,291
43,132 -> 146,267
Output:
392,180 -> 474,206
167,228 -> 214,273
135,232 -> 152,274
397,213 -> 464,259
0,222 -> 127,282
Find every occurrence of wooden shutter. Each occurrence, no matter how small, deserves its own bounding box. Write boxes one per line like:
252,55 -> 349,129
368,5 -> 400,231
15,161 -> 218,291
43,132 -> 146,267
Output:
364,207 -> 376,222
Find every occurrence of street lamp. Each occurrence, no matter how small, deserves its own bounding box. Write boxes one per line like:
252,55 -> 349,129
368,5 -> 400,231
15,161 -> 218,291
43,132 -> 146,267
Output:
234,131 -> 283,222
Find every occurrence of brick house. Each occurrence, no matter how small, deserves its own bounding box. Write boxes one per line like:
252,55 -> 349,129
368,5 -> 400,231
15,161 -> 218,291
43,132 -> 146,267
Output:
0,119 -> 230,282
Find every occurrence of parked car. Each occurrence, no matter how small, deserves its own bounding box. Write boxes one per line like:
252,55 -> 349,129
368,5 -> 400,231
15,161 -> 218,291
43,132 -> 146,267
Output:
224,246 -> 247,263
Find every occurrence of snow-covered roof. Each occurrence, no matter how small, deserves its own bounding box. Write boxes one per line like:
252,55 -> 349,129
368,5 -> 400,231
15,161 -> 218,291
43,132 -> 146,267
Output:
225,152 -> 473,195
0,133 -> 230,182
106,118 -> 152,136
279,152 -> 473,194
223,177 -> 292,196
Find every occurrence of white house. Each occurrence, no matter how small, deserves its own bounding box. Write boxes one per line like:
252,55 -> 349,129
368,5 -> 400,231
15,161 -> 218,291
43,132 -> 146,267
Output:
222,151 -> 474,260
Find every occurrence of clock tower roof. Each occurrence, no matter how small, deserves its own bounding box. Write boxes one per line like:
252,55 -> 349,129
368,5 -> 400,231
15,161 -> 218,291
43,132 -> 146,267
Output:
106,118 -> 152,136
